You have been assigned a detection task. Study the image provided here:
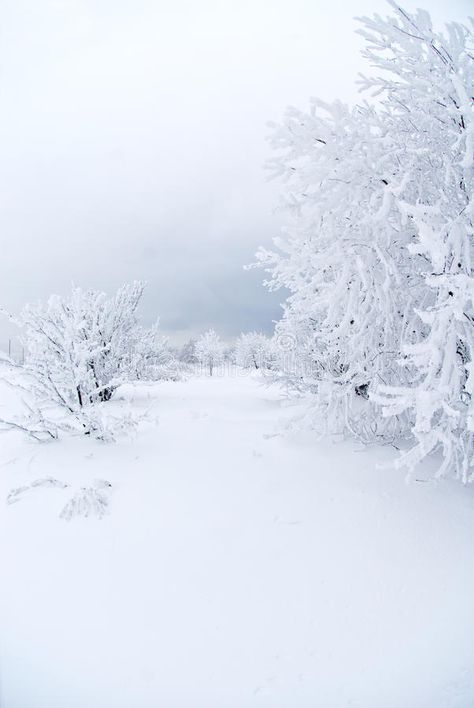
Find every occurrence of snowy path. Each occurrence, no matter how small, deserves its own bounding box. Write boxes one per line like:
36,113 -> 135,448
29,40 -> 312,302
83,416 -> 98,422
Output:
1,374 -> 474,707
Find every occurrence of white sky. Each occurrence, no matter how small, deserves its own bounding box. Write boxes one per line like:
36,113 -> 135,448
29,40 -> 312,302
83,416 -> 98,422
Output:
0,0 -> 471,343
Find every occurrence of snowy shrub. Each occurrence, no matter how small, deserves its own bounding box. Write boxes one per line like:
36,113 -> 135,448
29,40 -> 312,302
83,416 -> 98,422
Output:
194,329 -> 225,376
256,3 -> 474,479
59,480 -> 113,521
0,281 -> 167,441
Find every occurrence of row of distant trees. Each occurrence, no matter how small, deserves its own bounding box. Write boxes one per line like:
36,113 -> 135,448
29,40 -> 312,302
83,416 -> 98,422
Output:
177,330 -> 279,374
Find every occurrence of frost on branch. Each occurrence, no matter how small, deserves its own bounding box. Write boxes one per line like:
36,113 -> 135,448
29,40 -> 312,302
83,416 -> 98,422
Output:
7,477 -> 69,505
0,282 -> 170,441
6,477 -> 113,520
257,4 -> 474,479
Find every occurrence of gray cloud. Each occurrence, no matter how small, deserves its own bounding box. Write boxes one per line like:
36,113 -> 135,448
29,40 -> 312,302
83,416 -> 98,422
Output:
0,0 -> 470,343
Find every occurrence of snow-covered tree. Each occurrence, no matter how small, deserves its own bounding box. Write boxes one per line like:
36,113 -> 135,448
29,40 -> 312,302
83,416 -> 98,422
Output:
223,343 -> 236,365
357,5 -> 474,480
256,3 -> 474,479
194,329 -> 224,376
256,92 -> 423,440
131,323 -> 178,382
0,282 -> 165,440
178,338 -> 198,365
235,332 -> 277,370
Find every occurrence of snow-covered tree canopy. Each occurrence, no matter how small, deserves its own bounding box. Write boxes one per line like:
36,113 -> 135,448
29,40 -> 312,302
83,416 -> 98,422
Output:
194,329 -> 225,376
256,2 -> 474,480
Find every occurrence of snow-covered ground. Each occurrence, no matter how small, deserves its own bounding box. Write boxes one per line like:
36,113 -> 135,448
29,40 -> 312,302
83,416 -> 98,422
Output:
1,373 -> 474,707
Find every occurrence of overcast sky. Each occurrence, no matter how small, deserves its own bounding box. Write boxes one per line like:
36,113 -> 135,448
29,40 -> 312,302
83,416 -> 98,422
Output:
0,0 -> 471,344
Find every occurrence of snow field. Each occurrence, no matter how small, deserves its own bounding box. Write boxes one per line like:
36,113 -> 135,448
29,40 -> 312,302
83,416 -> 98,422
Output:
1,374 -> 473,707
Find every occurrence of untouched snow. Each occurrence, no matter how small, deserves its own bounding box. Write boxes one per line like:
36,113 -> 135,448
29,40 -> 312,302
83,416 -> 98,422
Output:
1,373 -> 474,707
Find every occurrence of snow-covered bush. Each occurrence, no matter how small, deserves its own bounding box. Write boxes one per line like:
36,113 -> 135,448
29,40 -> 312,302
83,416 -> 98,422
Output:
194,329 -> 225,376
235,332 -> 277,371
256,3 -> 474,479
0,281 -> 166,440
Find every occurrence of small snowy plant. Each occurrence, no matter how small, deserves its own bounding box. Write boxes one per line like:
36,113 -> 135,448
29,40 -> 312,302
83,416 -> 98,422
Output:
256,3 -> 474,480
7,477 -> 113,520
194,329 -> 225,376
0,282 -> 163,441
